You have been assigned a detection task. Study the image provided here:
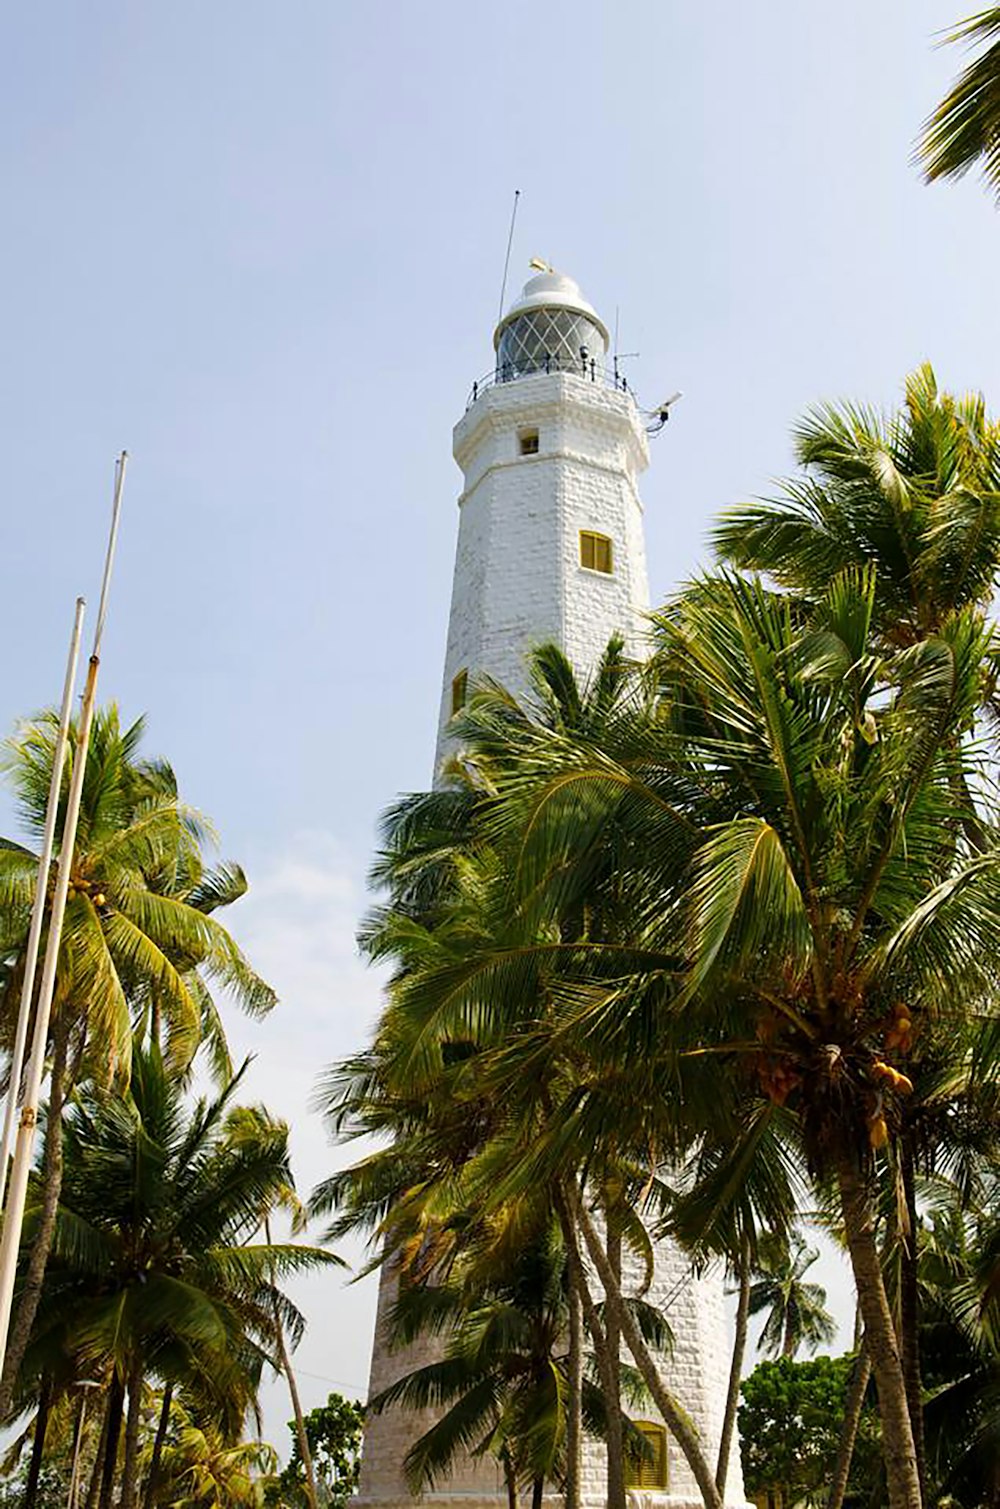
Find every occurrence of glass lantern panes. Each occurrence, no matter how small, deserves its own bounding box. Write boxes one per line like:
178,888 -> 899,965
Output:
497,308 -> 605,380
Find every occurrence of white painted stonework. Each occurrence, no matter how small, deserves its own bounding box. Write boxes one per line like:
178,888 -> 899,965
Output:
358,272 -> 748,1509
435,372 -> 650,765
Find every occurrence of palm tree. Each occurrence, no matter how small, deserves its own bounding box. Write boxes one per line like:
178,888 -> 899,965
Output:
24,1043 -> 336,1509
368,1216 -> 665,1509
0,706 -> 276,1418
919,8 -> 1000,200
711,365 -> 1000,652
322,645 -> 794,1509
747,1233 -> 836,1360
918,1183 -> 1000,1503
712,372 -> 1000,1490
152,1417 -> 277,1509
320,643 -> 724,1508
372,1223 -> 576,1509
402,568 -> 1000,1509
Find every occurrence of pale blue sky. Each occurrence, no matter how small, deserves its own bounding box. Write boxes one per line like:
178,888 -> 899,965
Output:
3,0 -> 997,1452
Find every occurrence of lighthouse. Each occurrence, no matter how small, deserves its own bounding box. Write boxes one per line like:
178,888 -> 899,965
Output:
436,268 -> 650,764
358,269 -> 747,1509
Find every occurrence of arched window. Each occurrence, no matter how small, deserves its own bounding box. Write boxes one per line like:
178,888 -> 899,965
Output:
624,1420 -> 668,1490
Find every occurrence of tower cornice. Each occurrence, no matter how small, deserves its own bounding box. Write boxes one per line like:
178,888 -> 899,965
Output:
453,372 -> 649,477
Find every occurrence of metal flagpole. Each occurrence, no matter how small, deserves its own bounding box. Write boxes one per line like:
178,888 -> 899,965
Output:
0,454 -> 127,1381
0,598 -> 86,1212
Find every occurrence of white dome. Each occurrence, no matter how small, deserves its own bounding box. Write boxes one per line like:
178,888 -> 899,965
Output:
494,269 -> 609,351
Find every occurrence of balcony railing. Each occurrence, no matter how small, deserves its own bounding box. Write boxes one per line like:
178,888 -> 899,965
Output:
466,357 -> 635,411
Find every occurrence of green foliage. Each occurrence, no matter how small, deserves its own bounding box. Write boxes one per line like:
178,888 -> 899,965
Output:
920,9 -> 1000,200
738,1355 -> 880,1505
29,1044 -> 338,1430
0,702 -> 276,1082
269,1393 -> 364,1508
748,1233 -> 836,1360
0,1461 -> 70,1509
320,366 -> 1000,1509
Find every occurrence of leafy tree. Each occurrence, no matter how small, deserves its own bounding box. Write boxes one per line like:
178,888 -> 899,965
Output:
920,9 -> 1000,200
738,1355 -> 881,1507
269,1393 -> 364,1509
0,1460 -> 70,1509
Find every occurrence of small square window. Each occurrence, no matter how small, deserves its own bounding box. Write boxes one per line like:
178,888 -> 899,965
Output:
451,669 -> 468,715
579,530 -> 613,574
519,429 -> 539,456
625,1422 -> 668,1490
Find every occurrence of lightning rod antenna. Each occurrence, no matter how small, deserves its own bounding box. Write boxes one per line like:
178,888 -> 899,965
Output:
497,189 -> 521,326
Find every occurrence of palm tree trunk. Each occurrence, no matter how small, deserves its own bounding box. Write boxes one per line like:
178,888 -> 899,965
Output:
85,1390 -> 111,1509
716,1233 -> 750,1495
555,1188 -> 622,1509
24,1372 -> 52,1508
531,1476 -> 544,1509
120,1356 -> 144,1509
565,1267 -> 583,1509
781,1312 -> 796,1358
503,1450 -> 520,1509
899,1139 -> 927,1498
827,1341 -> 871,1509
142,1383 -> 172,1509
566,1182 -> 723,1509
835,1150 -> 921,1509
266,1217 -> 319,1509
0,1016 -> 71,1421
98,1373 -> 124,1509
604,1211 -> 625,1509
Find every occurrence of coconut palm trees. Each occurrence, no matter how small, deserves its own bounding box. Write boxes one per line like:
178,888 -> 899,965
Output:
23,1044 -> 334,1509
0,706 -> 276,1418
309,361 -> 1000,1508
711,364 -> 1000,651
545,571 -> 998,1509
343,560 -> 1000,1509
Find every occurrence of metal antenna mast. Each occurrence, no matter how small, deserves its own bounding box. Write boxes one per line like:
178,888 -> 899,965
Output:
497,189 -> 521,327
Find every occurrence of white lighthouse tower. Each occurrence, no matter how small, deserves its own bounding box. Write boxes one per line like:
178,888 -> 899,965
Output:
358,269 -> 746,1509
436,268 -> 650,761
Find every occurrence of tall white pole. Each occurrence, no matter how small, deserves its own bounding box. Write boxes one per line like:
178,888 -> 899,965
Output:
0,454 -> 127,1382
0,598 -> 86,1212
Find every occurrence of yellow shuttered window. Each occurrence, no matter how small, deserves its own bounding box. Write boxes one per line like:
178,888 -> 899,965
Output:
451,670 -> 468,715
579,530 -> 613,574
624,1421 -> 668,1490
